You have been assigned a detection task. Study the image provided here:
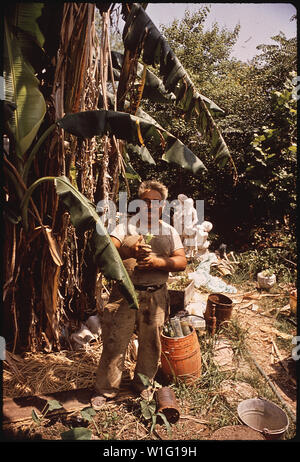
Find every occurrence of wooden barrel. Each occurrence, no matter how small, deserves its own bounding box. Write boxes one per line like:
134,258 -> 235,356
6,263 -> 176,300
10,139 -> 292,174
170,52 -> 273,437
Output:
160,328 -> 201,384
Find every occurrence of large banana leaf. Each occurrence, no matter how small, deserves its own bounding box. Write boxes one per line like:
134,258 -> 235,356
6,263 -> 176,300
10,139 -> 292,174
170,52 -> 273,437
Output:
54,176 -> 139,309
111,50 -> 224,115
7,3 -> 45,48
111,50 -> 175,105
21,175 -> 139,309
57,110 -> 206,174
4,5 -> 46,158
122,3 -> 234,170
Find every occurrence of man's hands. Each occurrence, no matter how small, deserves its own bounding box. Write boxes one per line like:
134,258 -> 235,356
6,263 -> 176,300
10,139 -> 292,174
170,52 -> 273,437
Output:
111,235 -> 187,272
135,235 -> 187,272
136,251 -> 158,270
134,236 -> 153,269
118,235 -> 157,269
110,235 -> 151,262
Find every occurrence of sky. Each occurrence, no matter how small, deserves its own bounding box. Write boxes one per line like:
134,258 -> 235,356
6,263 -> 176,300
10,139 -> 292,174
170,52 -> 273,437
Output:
142,3 -> 297,62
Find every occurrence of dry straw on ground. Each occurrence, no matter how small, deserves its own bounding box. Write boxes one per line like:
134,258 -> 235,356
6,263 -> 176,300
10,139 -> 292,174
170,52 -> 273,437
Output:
3,338 -> 138,399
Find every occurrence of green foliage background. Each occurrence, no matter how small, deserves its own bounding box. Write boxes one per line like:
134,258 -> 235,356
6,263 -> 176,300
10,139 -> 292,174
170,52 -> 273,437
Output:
123,7 -> 297,251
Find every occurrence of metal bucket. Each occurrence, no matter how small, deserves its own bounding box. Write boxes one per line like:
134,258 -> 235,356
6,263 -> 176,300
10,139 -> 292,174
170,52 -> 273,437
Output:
237,398 -> 289,440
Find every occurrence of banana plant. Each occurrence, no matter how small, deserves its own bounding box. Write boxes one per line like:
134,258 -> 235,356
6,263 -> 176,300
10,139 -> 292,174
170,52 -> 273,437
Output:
21,175 -> 139,310
121,3 -> 236,174
57,109 -> 206,174
3,4 -> 46,159
3,2 -> 237,351
111,50 -> 225,116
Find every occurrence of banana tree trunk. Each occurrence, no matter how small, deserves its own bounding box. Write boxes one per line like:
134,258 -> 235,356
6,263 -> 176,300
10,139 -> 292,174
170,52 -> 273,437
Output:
3,3 -> 103,352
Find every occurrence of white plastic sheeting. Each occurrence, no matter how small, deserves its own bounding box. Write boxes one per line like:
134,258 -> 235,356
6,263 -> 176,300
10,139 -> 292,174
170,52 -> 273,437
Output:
188,252 -> 237,294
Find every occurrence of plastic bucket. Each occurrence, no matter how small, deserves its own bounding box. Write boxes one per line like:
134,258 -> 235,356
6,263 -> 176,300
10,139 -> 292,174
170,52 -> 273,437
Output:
155,387 -> 180,424
204,293 -> 233,330
237,398 -> 289,440
160,328 -> 201,384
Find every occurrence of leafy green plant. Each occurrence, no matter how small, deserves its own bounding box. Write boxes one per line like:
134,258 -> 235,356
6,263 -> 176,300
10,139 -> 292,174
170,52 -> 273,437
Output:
138,373 -> 172,436
60,427 -> 92,440
260,268 -> 275,277
247,73 -> 297,222
80,406 -> 100,435
31,399 -> 63,426
34,404 -> 98,440
144,233 -> 154,244
4,5 -> 46,158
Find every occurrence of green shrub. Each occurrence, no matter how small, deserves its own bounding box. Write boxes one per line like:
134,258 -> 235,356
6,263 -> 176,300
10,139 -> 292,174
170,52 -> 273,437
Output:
237,243 -> 296,283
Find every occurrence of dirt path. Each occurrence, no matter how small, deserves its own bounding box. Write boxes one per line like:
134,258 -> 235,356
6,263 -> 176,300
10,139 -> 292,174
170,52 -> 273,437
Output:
233,304 -> 297,415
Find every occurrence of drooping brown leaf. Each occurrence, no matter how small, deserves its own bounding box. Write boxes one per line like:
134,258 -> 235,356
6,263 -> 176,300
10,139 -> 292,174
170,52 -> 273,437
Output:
42,226 -> 64,266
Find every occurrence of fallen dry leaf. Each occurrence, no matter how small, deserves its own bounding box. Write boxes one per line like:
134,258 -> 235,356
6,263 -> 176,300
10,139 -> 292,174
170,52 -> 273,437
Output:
259,325 -> 293,340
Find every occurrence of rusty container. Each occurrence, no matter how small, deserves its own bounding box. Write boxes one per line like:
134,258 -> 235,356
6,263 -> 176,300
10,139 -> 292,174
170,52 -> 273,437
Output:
205,304 -> 217,335
160,328 -> 201,384
155,387 -> 180,424
204,293 -> 233,330
289,289 -> 297,315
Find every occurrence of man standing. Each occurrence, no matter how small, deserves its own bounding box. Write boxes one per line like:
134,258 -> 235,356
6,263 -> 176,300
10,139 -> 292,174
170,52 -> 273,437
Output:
92,180 -> 186,408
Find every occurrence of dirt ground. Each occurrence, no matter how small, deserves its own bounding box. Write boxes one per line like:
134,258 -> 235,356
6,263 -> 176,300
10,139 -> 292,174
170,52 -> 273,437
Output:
234,299 -> 297,415
2,283 -> 298,442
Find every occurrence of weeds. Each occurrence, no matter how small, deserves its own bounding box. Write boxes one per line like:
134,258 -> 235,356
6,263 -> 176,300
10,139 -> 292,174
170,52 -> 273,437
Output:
137,373 -> 172,436
31,399 -> 63,426
218,320 -> 249,358
237,246 -> 296,283
31,399 -> 95,440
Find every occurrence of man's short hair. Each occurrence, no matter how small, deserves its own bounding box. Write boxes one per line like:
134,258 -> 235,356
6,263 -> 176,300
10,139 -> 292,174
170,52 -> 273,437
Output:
138,180 -> 168,200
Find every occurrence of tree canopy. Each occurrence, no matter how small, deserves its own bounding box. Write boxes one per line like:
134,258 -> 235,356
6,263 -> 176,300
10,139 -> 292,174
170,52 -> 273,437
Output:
130,6 -> 297,248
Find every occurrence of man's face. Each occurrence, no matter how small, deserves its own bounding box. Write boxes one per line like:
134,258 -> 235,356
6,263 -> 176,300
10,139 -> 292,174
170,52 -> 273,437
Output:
140,189 -> 164,227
